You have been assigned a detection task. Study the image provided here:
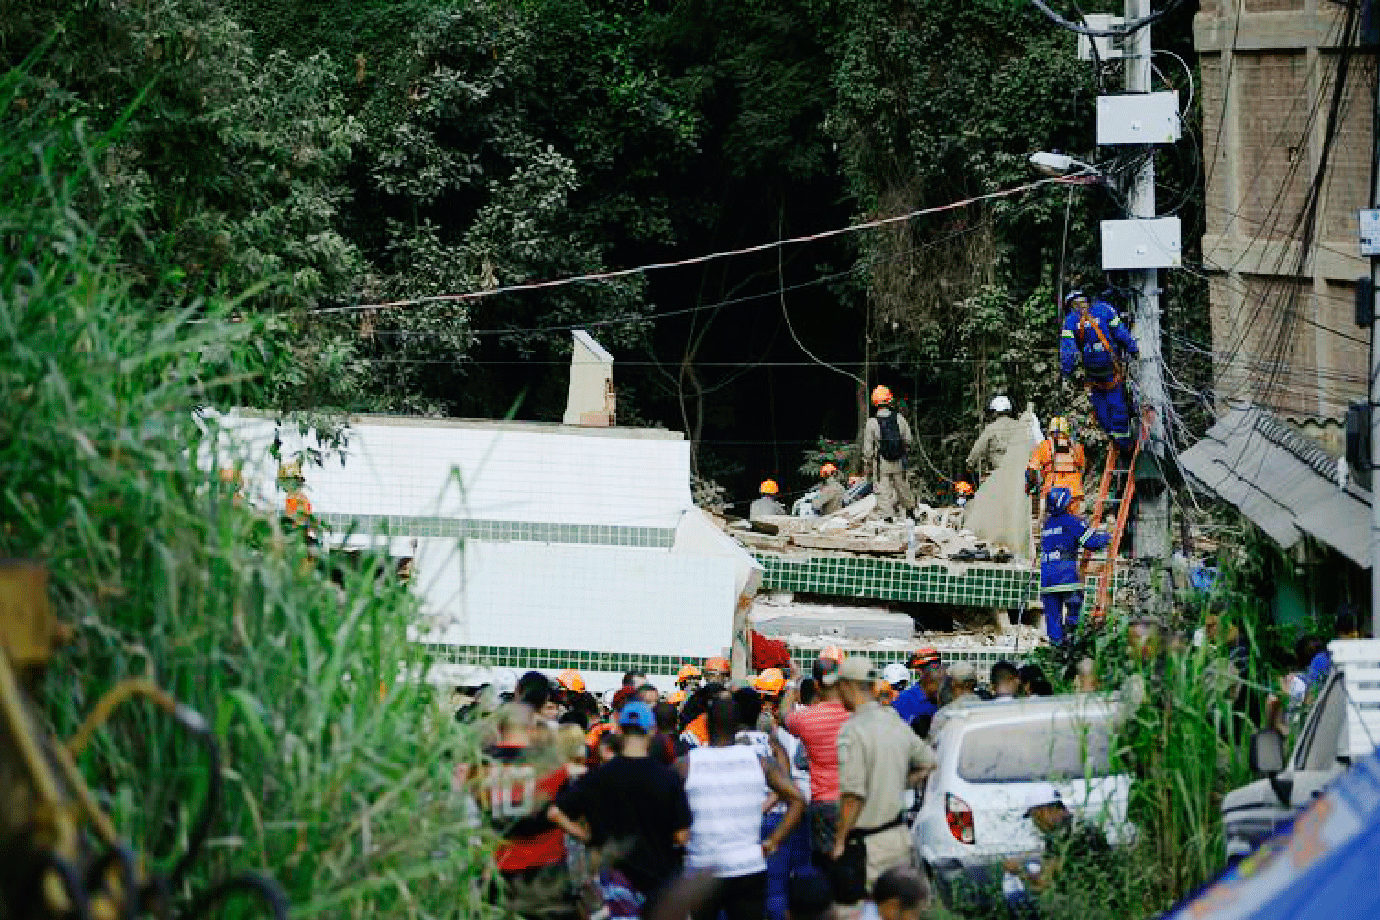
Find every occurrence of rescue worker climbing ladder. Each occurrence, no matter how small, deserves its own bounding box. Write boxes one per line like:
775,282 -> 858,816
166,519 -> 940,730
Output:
1039,487 -> 1110,646
1026,416 -> 1086,514
1060,290 -> 1139,452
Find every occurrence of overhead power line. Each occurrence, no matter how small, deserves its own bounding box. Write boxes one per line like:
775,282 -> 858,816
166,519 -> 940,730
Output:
310,177 -> 1076,316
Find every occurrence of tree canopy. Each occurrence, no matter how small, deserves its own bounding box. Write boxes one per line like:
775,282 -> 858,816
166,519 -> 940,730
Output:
1,0 -> 1207,497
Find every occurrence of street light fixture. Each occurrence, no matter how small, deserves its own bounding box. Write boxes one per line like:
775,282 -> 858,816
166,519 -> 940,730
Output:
1028,151 -> 1101,178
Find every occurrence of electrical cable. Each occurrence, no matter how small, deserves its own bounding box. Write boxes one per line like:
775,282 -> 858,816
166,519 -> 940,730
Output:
1027,0 -> 1186,37
777,214 -> 863,387
1155,49 -> 1196,115
310,177 -> 1076,316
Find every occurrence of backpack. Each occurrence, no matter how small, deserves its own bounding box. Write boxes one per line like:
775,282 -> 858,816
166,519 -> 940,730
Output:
877,412 -> 905,462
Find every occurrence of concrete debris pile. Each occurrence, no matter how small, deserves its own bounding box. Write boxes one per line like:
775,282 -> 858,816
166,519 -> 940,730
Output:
751,597 -> 1045,657
720,497 -> 1015,563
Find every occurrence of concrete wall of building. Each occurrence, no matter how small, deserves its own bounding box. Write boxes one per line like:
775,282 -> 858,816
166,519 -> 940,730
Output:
1196,0 -> 1370,420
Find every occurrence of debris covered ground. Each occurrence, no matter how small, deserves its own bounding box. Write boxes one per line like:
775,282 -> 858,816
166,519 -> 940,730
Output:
717,493 -> 1020,563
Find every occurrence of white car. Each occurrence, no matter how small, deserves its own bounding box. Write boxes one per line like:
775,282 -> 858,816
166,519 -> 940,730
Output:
911,694 -> 1135,909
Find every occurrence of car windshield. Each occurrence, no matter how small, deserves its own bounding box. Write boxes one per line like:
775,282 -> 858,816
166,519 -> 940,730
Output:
958,716 -> 1115,783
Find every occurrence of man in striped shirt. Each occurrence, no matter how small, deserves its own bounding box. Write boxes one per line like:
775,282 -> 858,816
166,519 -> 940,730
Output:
677,698 -> 805,920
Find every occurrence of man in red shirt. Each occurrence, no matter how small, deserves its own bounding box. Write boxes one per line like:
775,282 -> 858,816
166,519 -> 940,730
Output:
781,655 -> 852,871
476,703 -> 578,919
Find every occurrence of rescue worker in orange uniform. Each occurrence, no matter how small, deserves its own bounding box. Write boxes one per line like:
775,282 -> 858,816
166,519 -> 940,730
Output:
1026,416 -> 1087,514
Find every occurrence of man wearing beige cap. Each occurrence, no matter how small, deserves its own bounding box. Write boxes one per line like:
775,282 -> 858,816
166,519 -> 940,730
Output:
946,660 -> 981,705
831,656 -> 936,895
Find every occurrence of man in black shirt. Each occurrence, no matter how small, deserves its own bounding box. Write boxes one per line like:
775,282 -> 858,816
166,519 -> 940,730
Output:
549,701 -> 693,916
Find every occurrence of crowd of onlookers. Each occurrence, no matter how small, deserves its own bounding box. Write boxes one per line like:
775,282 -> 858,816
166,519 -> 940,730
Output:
450,648 -> 1061,920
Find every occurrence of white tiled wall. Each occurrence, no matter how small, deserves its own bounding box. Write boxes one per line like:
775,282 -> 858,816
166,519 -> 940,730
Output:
426,541 -> 735,656
208,412 -> 692,529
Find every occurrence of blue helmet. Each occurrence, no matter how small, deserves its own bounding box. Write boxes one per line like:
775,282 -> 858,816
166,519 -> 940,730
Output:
1046,487 -> 1073,515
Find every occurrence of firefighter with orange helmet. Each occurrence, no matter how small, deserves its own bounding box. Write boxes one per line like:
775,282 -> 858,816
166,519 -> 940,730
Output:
861,385 -> 915,522
753,667 -> 787,699
703,656 -> 731,685
750,479 -> 787,520
676,663 -> 703,693
810,462 -> 846,516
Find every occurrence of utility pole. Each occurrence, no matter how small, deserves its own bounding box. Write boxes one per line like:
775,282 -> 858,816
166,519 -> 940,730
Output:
1124,0 -> 1173,563
1369,37 -> 1380,638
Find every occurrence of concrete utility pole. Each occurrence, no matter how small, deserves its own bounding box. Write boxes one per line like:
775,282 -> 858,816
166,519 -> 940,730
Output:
1369,48 -> 1380,638
1124,0 -> 1172,562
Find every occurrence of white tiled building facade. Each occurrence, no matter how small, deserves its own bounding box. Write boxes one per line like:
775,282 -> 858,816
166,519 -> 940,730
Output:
207,411 -> 759,692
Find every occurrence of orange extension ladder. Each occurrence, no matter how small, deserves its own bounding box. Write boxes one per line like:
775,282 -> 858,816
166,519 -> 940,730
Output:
1082,408 -> 1153,620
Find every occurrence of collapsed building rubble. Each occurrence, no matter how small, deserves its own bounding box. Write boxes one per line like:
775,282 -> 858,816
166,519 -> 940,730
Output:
720,495 -> 1017,563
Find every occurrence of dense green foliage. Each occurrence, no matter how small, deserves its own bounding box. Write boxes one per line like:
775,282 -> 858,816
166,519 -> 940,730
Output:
1,0 -> 1207,493
0,75 -> 490,918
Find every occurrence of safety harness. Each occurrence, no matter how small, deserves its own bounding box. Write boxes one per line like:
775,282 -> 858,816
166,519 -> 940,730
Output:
1075,302 -> 1124,391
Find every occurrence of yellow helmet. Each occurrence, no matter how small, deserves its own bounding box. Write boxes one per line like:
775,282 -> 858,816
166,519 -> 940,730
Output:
760,479 -> 780,495
1048,416 -> 1070,436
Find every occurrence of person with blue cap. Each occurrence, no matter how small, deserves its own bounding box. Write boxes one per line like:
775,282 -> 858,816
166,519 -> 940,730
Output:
1039,487 -> 1110,646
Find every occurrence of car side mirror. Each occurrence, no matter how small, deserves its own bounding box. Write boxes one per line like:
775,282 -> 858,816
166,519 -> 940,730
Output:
1250,729 -> 1293,805
1249,729 -> 1286,776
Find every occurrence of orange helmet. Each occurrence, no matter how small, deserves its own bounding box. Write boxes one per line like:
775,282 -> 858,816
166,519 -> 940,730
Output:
704,656 -> 730,676
955,481 -> 974,496
677,664 -> 702,683
907,647 -> 942,670
753,668 -> 786,696
820,462 -> 838,479
760,479 -> 780,495
871,385 -> 894,407
820,646 -> 843,663
557,668 -> 585,693
668,690 -> 686,705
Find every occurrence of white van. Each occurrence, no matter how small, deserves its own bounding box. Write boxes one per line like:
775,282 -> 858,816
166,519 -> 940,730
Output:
911,695 -> 1135,908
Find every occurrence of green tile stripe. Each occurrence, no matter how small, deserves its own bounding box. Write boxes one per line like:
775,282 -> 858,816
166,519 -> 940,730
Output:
420,643 -> 702,674
753,552 -> 1122,608
316,513 -> 674,548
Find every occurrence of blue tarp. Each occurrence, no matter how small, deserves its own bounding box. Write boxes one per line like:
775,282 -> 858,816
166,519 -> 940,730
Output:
1160,749 -> 1380,920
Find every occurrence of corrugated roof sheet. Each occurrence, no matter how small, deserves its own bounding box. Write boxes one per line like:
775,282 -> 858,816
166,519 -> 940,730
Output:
1180,402 -> 1372,567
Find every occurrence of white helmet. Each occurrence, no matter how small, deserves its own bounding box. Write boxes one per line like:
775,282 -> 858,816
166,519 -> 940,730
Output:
883,662 -> 910,686
989,395 -> 1012,414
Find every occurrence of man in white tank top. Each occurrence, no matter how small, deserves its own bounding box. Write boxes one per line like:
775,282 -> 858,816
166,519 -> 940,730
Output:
676,698 -> 805,920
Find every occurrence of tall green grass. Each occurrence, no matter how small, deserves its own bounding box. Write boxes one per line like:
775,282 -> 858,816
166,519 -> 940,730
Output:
0,62 -> 495,919
1018,586 -> 1274,919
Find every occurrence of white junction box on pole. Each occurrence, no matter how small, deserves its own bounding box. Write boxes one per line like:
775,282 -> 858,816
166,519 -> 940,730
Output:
1101,217 -> 1182,269
1077,15 -> 1127,61
1097,91 -> 1181,145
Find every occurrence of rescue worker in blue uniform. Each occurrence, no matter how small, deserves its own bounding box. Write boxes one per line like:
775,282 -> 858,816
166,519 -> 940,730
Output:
1039,487 -> 1110,646
1060,290 -> 1139,452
